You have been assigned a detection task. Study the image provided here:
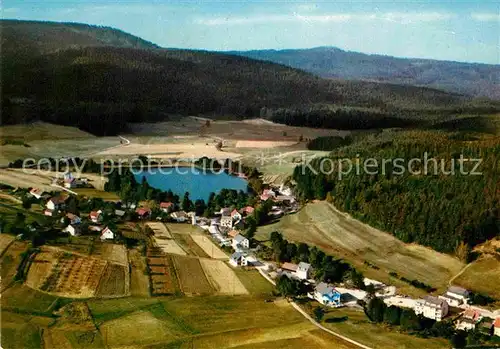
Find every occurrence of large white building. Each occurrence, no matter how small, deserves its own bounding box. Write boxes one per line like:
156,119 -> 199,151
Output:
415,296 -> 449,321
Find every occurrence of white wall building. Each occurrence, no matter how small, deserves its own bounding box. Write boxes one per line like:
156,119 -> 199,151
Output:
439,286 -> 470,307
232,234 -> 249,251
100,227 -> 114,240
415,296 -> 449,321
296,262 -> 311,280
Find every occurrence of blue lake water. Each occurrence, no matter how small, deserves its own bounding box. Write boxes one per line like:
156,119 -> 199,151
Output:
134,168 -> 248,201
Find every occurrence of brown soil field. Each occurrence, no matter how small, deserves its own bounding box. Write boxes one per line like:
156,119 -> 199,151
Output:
0,234 -> 15,256
171,255 -> 214,295
150,265 -> 168,274
91,243 -> 128,265
191,234 -> 228,260
200,259 -> 248,295
95,263 -> 128,297
36,251 -> 108,298
128,248 -> 150,297
172,233 -> 210,257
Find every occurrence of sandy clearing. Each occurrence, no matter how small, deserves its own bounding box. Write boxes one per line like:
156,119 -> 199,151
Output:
235,140 -> 298,148
95,143 -> 242,160
200,259 -> 248,295
147,222 -> 172,238
191,234 -> 228,260
154,237 -> 187,256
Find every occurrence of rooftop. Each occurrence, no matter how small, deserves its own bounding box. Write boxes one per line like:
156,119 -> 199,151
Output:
423,296 -> 447,307
447,286 -> 469,297
281,262 -> 298,272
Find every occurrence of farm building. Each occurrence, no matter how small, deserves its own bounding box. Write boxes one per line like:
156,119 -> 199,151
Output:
44,209 -> 55,216
240,206 -> 254,216
439,286 -> 470,307
136,207 -> 151,219
29,188 -> 44,199
479,320 -> 494,336
170,211 -> 187,222
89,210 -> 103,223
62,213 -> 81,225
494,318 -> 500,337
228,230 -> 239,238
89,225 -> 103,232
229,252 -> 244,267
275,195 -> 295,204
296,262 -> 312,280
415,296 -> 449,321
160,202 -> 174,213
100,227 -> 115,240
231,234 -> 249,251
231,209 -> 242,221
310,282 -> 342,307
114,209 -> 126,217
46,196 -> 67,210
63,224 -> 81,236
281,262 -> 298,274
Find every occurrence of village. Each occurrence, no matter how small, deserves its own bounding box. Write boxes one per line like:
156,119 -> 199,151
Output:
1,168 -> 499,347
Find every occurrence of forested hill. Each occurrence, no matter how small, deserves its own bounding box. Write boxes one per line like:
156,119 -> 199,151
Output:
1,20 -> 498,135
1,19 -> 159,54
293,130 -> 500,255
227,47 -> 500,99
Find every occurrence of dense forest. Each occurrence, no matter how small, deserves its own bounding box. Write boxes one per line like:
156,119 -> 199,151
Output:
293,130 -> 500,254
2,20 -> 499,136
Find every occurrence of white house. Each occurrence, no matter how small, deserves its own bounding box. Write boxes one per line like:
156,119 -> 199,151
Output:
160,202 -> 174,213
229,252 -> 244,267
89,210 -> 103,223
62,213 -> 81,225
231,209 -> 242,221
296,262 -> 312,280
170,211 -> 187,222
114,209 -> 126,217
100,227 -> 114,240
456,309 -> 481,331
29,188 -> 44,199
232,234 -> 249,251
63,224 -> 80,237
220,214 -> 233,228
439,286 -> 470,307
415,296 -> 449,321
46,196 -> 67,211
311,282 -> 342,307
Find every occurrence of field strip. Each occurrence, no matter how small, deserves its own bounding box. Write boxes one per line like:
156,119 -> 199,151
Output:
200,259 -> 248,295
147,222 -> 172,238
153,238 -> 186,256
191,234 -> 228,260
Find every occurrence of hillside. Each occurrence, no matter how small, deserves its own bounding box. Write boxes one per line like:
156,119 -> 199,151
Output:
1,20 -> 498,135
228,47 -> 500,99
1,19 -> 158,54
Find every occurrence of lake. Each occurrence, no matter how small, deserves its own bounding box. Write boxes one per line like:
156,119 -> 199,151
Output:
134,168 -> 248,201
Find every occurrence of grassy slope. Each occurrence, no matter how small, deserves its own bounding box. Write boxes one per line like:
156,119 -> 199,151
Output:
307,306 -> 449,349
454,256 -> 500,300
256,201 -> 464,296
